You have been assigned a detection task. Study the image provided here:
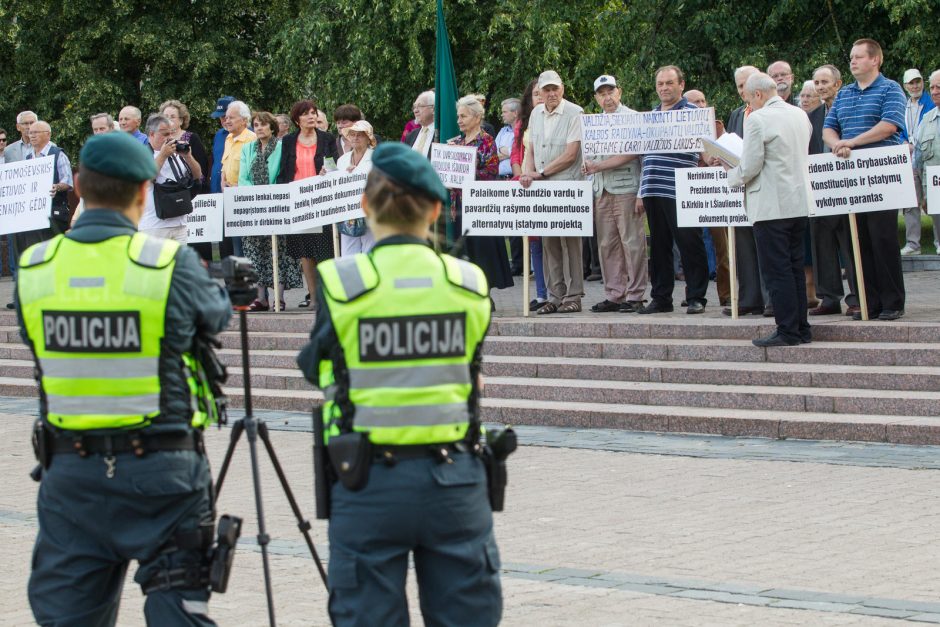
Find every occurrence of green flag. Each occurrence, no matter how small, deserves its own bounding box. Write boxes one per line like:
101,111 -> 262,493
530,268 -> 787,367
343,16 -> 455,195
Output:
434,0 -> 459,144
435,0 -> 459,242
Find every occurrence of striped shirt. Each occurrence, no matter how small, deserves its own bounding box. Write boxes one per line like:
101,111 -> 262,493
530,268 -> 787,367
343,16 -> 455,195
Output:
823,73 -> 907,148
638,98 -> 701,199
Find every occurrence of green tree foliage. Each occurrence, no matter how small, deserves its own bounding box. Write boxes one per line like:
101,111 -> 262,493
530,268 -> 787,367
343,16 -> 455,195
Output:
3,0 -> 940,157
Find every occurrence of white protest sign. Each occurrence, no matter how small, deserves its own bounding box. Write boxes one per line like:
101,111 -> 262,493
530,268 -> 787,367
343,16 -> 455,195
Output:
186,194 -> 224,243
808,145 -> 917,217
580,107 -> 715,157
223,184 -> 294,236
675,168 -> 748,227
461,181 -> 593,236
430,143 -> 477,189
925,165 -> 940,216
290,166 -> 370,232
0,156 -> 55,235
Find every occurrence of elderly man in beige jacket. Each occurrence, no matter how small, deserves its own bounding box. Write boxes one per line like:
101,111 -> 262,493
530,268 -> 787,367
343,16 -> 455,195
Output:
727,72 -> 814,347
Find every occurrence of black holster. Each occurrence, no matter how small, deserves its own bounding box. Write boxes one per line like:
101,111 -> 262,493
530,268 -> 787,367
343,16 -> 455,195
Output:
481,427 -> 517,512
31,420 -> 53,481
313,407 -> 334,519
209,515 -> 242,593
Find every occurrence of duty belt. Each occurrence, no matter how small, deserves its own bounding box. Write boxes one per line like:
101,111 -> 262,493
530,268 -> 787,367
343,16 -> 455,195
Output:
372,441 -> 473,465
52,430 -> 204,457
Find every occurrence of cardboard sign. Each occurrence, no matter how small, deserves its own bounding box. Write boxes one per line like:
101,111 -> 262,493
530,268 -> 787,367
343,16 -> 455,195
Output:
924,165 -> 940,216
580,108 -> 715,157
808,145 -> 917,217
675,167 -> 748,227
291,167 -> 370,232
186,193 -> 224,243
461,181 -> 593,236
223,184 -> 294,236
0,156 -> 56,235
430,143 -> 477,189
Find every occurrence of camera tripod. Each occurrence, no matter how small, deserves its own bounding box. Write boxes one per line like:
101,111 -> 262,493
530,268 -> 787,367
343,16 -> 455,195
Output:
214,304 -> 328,626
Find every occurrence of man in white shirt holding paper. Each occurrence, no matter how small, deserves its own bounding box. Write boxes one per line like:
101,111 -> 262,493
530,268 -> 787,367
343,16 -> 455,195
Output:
727,73 -> 813,347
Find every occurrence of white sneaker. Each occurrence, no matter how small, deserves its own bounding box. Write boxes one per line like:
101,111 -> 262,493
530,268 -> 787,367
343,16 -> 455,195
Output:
900,244 -> 920,256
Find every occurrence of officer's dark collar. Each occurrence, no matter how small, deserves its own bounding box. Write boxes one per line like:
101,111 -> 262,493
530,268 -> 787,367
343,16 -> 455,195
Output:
72,208 -> 137,230
372,234 -> 432,249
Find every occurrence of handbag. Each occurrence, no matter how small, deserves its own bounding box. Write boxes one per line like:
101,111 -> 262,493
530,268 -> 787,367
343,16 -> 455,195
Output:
152,155 -> 195,219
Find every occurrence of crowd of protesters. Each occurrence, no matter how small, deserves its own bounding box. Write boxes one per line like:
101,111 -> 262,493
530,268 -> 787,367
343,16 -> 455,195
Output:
2,37 -> 936,322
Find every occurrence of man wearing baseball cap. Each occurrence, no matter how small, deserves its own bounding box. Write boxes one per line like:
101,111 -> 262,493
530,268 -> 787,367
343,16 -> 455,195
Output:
19,131 -> 231,625
210,96 -> 235,194
584,75 -> 649,313
900,69 -> 936,255
520,70 -> 586,313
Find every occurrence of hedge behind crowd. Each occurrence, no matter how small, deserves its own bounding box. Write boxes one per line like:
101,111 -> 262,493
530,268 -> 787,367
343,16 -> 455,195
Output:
2,0 -> 938,158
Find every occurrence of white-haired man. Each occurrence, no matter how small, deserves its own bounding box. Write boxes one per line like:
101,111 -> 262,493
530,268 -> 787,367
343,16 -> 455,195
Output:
5,110 -> 38,163
728,73 -> 813,347
118,106 -> 148,144
405,90 -> 437,158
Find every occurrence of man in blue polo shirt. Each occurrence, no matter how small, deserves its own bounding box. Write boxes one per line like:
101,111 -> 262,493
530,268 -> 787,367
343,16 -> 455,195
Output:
637,65 -> 709,315
823,38 -> 907,321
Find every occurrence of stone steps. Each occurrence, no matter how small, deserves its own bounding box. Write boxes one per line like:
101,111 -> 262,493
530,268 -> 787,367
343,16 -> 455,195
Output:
3,310 -> 940,443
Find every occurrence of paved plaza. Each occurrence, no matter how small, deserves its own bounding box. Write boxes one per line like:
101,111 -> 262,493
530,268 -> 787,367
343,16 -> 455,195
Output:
2,397 -> 940,625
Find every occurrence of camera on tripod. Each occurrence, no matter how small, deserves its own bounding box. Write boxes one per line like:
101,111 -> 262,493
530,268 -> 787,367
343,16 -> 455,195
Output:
209,256 -> 258,307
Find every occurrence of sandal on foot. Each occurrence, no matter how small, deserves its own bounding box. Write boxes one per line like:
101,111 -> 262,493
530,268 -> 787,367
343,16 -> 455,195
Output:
558,302 -> 582,313
536,302 -> 558,315
247,299 -> 269,312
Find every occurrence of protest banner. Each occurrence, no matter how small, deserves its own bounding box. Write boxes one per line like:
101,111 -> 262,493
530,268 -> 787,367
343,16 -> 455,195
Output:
675,167 -> 748,227
461,181 -> 593,237
808,145 -> 917,217
430,143 -> 477,189
223,184 -> 294,237
925,165 -> 940,216
0,156 -> 56,236
580,107 -> 715,158
186,193 -> 224,243
290,167 -> 370,233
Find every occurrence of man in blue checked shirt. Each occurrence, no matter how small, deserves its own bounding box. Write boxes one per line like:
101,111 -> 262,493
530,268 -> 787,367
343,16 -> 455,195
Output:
823,38 -> 908,321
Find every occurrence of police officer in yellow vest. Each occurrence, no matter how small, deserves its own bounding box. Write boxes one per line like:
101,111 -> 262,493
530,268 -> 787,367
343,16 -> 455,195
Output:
298,142 -> 503,626
17,132 -> 231,626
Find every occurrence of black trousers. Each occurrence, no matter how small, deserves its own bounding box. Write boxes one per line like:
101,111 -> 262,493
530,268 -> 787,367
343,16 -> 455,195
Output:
810,215 -> 858,308
734,226 -> 770,308
753,217 -> 810,342
645,195 -> 708,304
856,209 -> 905,313
508,237 -> 523,272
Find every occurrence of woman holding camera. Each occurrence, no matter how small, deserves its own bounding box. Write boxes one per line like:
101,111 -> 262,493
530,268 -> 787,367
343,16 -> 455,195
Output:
297,142 -> 502,626
159,99 -> 210,194
238,111 -> 304,311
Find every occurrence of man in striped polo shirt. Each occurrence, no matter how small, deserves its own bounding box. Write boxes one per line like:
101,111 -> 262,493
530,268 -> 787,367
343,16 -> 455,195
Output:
823,38 -> 907,321
637,65 -> 709,315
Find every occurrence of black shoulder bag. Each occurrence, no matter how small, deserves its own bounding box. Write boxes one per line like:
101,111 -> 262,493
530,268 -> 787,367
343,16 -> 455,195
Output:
153,155 -> 195,219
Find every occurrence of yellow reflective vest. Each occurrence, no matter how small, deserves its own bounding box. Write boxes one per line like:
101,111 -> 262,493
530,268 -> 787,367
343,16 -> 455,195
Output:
317,243 -> 490,445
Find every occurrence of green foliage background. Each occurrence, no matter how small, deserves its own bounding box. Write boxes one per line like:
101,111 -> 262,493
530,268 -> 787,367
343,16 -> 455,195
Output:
1,0 -> 937,158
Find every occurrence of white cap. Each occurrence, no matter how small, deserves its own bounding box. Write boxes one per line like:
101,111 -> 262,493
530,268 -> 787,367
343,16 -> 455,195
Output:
594,75 -> 618,92
537,70 -> 563,90
903,68 -> 923,84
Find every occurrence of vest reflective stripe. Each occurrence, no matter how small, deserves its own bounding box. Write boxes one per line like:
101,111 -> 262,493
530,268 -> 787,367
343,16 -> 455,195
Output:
29,239 -> 56,266
137,236 -> 167,267
46,393 -> 161,416
349,363 -> 471,389
335,256 -> 367,299
457,261 -> 480,294
69,277 -> 105,288
394,277 -> 433,289
39,357 -> 159,379
353,403 -> 470,428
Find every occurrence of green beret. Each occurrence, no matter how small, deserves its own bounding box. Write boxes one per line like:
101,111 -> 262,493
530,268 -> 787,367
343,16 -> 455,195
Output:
79,132 -> 157,182
371,142 -> 450,207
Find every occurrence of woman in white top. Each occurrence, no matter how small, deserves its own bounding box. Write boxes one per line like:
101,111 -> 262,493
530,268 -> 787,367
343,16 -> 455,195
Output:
336,120 -> 377,255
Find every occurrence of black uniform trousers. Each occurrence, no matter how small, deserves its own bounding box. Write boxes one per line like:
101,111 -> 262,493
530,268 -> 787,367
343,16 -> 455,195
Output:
810,215 -> 859,308
753,217 -> 811,343
645,195 -> 709,305
857,208 -> 905,313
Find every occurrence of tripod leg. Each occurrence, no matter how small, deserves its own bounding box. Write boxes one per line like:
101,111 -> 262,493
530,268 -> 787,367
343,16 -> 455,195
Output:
214,419 -> 246,498
245,417 -> 277,627
257,421 -> 329,589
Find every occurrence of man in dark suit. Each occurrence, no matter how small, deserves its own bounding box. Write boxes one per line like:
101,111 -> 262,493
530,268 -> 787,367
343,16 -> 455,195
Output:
404,90 -> 437,159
